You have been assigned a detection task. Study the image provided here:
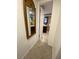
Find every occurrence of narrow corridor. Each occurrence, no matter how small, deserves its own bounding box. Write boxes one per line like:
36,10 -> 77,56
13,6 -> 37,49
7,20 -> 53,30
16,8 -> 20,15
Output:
17,0 -> 61,59
24,40 -> 52,59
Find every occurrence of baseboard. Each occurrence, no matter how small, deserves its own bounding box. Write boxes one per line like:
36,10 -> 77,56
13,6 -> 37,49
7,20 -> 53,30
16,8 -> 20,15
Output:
21,38 -> 39,59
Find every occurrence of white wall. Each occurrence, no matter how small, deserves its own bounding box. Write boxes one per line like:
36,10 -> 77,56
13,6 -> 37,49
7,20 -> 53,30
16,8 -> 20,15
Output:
48,0 -> 60,47
52,18 -> 61,59
17,0 -> 40,59
48,0 -> 61,59
39,7 -> 44,40
56,48 -> 61,59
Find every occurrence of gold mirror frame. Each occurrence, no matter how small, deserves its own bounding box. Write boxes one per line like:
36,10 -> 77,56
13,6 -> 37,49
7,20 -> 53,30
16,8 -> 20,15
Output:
23,0 -> 36,39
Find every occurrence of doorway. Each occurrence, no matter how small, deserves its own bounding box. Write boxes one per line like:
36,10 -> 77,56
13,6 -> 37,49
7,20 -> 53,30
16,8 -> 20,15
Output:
39,1 -> 53,43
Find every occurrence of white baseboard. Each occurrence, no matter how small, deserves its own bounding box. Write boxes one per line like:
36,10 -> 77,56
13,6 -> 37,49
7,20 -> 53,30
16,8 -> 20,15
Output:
21,38 -> 39,59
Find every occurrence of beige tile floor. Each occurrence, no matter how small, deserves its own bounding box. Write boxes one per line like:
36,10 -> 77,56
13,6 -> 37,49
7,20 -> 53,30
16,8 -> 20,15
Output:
24,38 -> 52,59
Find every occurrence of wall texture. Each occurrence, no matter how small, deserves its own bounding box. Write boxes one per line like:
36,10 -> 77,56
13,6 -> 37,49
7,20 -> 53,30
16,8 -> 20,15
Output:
17,0 -> 40,59
52,18 -> 61,59
40,7 -> 44,40
56,48 -> 61,59
48,0 -> 61,59
48,0 -> 61,47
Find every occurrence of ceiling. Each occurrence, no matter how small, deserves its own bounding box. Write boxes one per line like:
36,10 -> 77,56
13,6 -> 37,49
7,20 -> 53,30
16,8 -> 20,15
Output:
37,0 -> 53,5
40,0 -> 53,14
35,0 -> 53,14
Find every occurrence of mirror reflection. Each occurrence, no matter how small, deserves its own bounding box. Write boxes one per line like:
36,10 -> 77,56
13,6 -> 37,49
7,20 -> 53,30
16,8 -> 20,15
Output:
24,0 -> 36,39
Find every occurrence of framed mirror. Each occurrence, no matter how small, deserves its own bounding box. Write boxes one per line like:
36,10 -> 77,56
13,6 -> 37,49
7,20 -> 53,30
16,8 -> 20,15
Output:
23,0 -> 36,39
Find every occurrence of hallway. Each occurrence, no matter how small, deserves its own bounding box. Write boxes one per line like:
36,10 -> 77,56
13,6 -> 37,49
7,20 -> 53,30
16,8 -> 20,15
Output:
24,40 -> 52,59
17,0 -> 61,59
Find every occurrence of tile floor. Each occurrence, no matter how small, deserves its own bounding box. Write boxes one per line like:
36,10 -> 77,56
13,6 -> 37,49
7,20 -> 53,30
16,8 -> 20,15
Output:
24,36 -> 52,59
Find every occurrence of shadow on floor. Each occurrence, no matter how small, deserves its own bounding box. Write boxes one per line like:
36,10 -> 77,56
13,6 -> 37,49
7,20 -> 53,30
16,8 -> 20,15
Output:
24,40 -> 52,59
